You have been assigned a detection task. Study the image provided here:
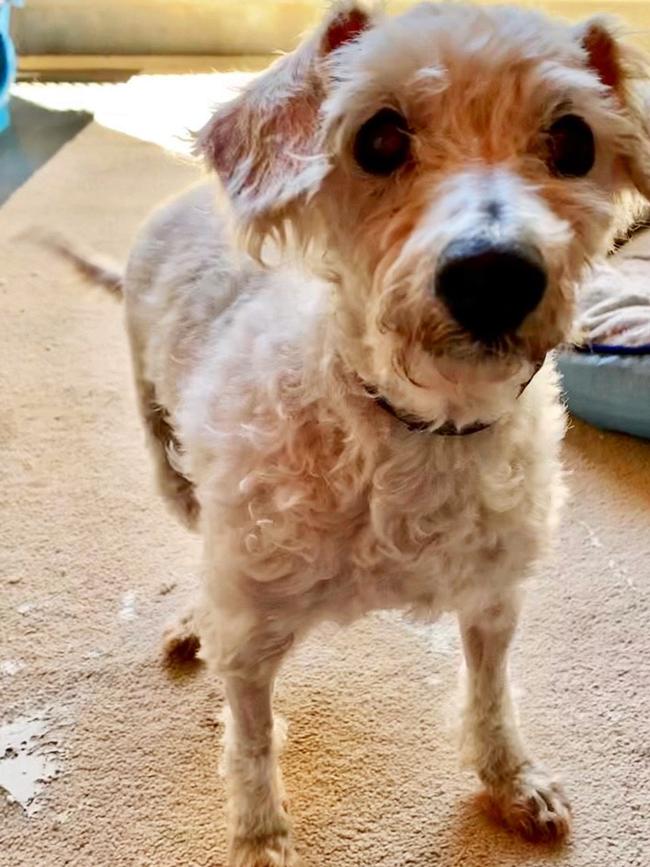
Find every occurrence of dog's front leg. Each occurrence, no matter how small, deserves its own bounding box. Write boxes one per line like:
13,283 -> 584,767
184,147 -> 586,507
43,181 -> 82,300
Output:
458,593 -> 571,841
223,661 -> 298,867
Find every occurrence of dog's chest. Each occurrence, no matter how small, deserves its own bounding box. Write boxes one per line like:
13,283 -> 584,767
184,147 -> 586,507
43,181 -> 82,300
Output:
261,430 -> 541,619
340,439 -> 519,608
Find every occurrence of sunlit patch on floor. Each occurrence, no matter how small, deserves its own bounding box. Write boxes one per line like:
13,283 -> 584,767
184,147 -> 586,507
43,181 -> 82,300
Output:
12,72 -> 257,155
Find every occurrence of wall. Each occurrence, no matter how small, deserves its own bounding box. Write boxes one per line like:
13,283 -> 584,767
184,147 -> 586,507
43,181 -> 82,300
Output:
12,0 -> 650,56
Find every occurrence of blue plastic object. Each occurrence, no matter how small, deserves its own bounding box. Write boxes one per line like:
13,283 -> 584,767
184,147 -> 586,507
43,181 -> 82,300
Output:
557,348 -> 650,440
1,1 -> 22,134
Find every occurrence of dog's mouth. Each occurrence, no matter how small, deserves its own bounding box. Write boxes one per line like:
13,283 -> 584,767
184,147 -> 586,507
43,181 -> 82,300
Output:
370,337 -> 544,437
419,289 -> 562,385
431,350 -> 532,389
423,325 -> 549,381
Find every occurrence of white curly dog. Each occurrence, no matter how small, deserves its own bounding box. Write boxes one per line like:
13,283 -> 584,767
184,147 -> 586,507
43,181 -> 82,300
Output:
64,3 -> 650,864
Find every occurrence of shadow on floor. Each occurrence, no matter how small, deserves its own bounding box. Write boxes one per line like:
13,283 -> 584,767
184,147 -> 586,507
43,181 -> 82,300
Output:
0,97 -> 92,203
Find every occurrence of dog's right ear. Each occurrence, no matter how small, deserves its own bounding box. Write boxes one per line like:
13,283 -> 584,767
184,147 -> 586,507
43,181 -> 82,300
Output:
196,3 -> 374,229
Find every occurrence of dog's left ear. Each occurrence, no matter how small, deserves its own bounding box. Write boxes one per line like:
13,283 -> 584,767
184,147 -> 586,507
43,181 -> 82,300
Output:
577,18 -> 650,199
197,3 -> 374,230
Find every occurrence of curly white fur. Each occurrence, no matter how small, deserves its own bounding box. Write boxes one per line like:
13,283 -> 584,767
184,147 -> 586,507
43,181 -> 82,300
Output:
110,4 -> 650,864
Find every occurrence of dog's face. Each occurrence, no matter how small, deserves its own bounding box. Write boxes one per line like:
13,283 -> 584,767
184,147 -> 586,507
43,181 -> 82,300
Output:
200,2 -> 650,422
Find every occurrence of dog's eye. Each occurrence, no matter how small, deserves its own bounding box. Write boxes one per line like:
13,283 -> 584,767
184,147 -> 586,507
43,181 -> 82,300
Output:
546,114 -> 595,178
353,108 -> 411,176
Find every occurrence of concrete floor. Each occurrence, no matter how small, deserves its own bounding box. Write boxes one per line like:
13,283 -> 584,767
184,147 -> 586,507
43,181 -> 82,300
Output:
0,97 -> 91,204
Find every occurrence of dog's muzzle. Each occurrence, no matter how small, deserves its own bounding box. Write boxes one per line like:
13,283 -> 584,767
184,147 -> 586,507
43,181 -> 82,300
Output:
435,238 -> 547,342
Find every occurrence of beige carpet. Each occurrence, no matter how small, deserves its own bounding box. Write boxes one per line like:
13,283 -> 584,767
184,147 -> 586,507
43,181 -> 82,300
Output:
1,123 -> 649,867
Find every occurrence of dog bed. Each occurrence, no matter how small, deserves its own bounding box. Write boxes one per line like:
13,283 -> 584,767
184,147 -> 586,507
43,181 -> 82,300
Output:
558,251 -> 650,439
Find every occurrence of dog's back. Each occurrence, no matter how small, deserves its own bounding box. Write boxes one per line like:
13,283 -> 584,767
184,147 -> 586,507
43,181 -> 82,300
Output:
122,183 -> 331,530
120,183 -> 248,527
124,184 -> 244,410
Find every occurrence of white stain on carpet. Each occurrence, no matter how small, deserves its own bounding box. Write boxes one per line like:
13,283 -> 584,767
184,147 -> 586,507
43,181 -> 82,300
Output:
0,710 -> 62,815
389,612 -> 459,656
1,660 -> 25,676
580,520 -> 603,549
118,590 -> 137,622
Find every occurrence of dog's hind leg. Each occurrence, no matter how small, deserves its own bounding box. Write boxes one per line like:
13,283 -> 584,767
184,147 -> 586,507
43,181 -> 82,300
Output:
135,375 -> 200,532
49,232 -> 199,530
139,375 -> 202,662
458,592 -> 571,842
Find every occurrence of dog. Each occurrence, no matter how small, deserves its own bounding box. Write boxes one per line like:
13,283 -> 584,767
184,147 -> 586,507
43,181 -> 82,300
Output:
58,3 -> 650,864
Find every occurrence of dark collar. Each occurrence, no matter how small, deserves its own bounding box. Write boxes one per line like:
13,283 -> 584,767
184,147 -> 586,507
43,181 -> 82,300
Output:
365,359 -> 544,437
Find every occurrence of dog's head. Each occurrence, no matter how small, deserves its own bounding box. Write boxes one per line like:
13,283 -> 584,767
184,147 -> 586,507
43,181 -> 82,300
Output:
198,2 -> 650,427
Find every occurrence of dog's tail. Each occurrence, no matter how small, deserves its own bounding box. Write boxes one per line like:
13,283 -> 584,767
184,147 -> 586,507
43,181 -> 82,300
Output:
37,230 -> 124,297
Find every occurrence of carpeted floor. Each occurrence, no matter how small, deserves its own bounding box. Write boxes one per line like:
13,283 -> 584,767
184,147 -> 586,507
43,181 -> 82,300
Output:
1,123 -> 649,867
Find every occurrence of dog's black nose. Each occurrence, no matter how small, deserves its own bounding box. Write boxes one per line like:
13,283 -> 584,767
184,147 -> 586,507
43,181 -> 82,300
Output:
435,238 -> 547,341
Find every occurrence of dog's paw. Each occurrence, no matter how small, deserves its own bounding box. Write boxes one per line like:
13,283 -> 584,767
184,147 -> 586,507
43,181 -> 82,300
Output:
489,765 -> 571,842
228,832 -> 300,867
162,609 -> 200,663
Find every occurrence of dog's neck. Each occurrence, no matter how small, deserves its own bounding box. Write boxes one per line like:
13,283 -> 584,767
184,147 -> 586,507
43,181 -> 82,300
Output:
361,359 -> 544,436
